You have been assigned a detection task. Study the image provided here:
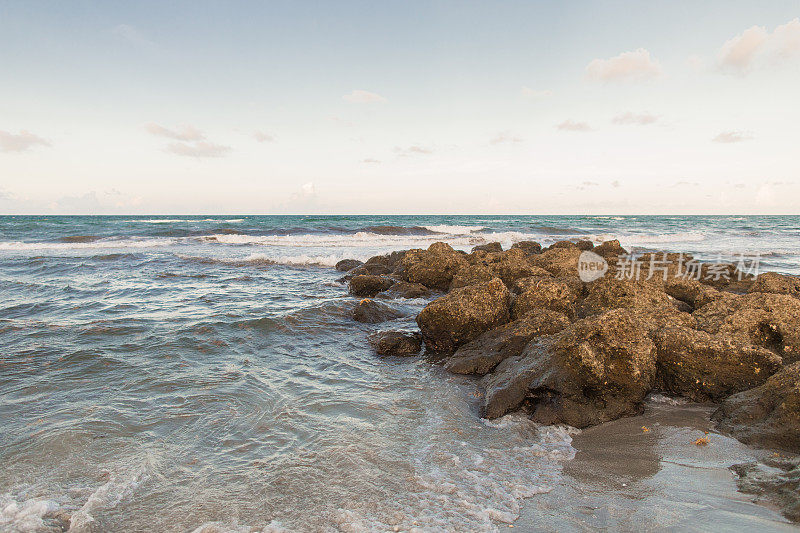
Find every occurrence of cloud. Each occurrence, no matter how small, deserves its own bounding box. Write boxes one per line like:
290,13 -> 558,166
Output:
166,141 -> 231,158
520,87 -> 553,98
343,90 -> 387,103
394,145 -> 433,156
555,120 -> 592,132
718,18 -> 800,73
145,123 -> 205,141
253,131 -> 275,143
712,130 -> 753,143
585,48 -> 662,82
362,158 -> 381,164
0,130 -> 51,153
612,112 -> 658,125
490,131 -> 523,144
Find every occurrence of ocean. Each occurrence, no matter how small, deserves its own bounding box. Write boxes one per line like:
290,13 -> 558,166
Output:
2,215 -> 799,532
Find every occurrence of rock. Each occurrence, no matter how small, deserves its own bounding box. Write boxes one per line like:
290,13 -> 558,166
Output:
482,248 -> 553,288
664,276 -> 727,310
653,326 -> 783,402
575,240 -> 594,251
510,241 -> 542,255
472,242 -> 503,253
713,362 -> 800,452
349,275 -> 394,297
593,239 -> 627,258
352,299 -> 405,323
529,246 -> 582,278
449,264 -> 498,290
511,277 -> 579,319
730,456 -> 800,522
335,259 -> 363,272
547,240 -> 580,250
445,310 -> 570,375
365,254 -> 389,266
512,275 -> 579,294
693,292 -> 800,363
349,263 -> 392,276
368,330 -> 423,356
749,272 -> 800,299
401,242 -> 469,291
416,278 -> 511,353
579,276 -> 676,317
483,309 -> 657,427
379,281 -> 433,300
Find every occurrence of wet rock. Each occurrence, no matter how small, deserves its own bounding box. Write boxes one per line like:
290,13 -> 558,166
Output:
349,275 -> 394,297
379,281 -> 433,299
416,278 -> 511,353
731,456 -> 800,522
749,272 -> 800,299
445,309 -> 570,375
693,292 -> 800,363
352,299 -> 405,323
365,254 -> 389,266
401,242 -> 470,291
529,246 -> 582,278
368,330 -> 423,356
593,239 -> 627,258
472,242 -> 503,253
482,248 -> 553,288
713,362 -> 800,452
579,276 -> 676,317
653,326 -> 782,401
349,263 -> 392,277
510,241 -> 542,255
483,309 -> 657,427
449,264 -> 498,290
335,259 -> 364,272
512,277 -> 579,319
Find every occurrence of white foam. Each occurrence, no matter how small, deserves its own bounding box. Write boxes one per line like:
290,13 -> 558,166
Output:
423,225 -> 486,235
0,495 -> 60,532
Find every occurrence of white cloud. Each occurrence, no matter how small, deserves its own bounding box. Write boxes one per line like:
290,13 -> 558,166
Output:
166,141 -> 231,158
718,18 -> 800,73
612,112 -> 658,125
253,131 -> 275,143
0,130 -> 51,152
145,123 -> 205,141
555,120 -> 592,132
712,130 -> 753,143
772,18 -> 800,59
490,131 -> 523,144
394,145 -> 433,156
343,90 -> 387,103
520,86 -> 553,98
585,48 -> 662,82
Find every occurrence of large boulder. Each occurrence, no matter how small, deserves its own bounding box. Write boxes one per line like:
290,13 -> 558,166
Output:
653,326 -> 783,401
483,309 -> 657,427
693,292 -> 800,363
368,330 -> 422,356
379,281 -> 433,300
579,276 -> 676,317
401,242 -> 469,291
445,309 -> 570,375
352,299 -> 404,323
713,362 -> 800,452
749,272 -> 800,299
335,259 -> 363,272
449,264 -> 498,291
472,242 -> 503,253
349,275 -> 394,297
511,277 -> 579,319
480,248 -> 553,288
348,263 -> 392,277
529,247 -> 582,278
593,239 -> 627,258
510,241 -> 542,256
416,278 -> 511,353
664,276 -> 727,310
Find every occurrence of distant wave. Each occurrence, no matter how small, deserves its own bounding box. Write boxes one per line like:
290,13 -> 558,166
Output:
422,225 -> 486,234
362,225 -> 439,235
530,225 -> 586,235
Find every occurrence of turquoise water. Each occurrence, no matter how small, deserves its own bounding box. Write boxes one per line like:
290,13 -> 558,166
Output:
1,215 -> 799,532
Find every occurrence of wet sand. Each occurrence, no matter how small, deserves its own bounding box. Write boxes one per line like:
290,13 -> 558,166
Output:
518,397 -> 799,532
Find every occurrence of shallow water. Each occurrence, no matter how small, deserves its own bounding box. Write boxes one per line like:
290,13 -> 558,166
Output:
1,215 -> 799,532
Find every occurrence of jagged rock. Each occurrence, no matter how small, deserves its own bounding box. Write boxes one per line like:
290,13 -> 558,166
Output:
352,299 -> 405,323
472,242 -> 503,253
579,276 -> 676,317
349,275 -> 394,297
449,264 -> 498,290
593,239 -> 627,258
529,247 -> 582,278
379,281 -> 433,299
547,240 -> 580,250
483,309 -> 657,427
664,276 -> 728,310
511,277 -> 579,319
653,326 -> 782,401
713,362 -> 800,452
445,310 -> 570,375
368,330 -> 423,356
401,242 -> 469,291
575,240 -> 594,251
349,263 -> 392,276
749,272 -> 800,299
470,248 -> 553,288
335,259 -> 364,272
513,275 -> 577,294
365,255 -> 389,266
416,278 -> 511,353
510,241 -> 542,255
693,292 -> 800,363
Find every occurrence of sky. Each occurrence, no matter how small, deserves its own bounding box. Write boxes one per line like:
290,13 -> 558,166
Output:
1,0 -> 799,215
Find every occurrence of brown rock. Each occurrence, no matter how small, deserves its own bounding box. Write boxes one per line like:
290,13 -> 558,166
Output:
476,248 -> 553,288
664,276 -> 728,310
449,264 -> 498,291
593,239 -> 627,258
529,246 -> 582,278
510,241 -> 542,255
349,275 -> 394,297
579,276 -> 676,317
749,272 -> 800,299
653,326 -> 783,401
368,330 -> 423,356
472,242 -> 503,253
352,299 -> 405,323
379,281 -> 433,300
713,362 -> 800,452
401,242 -> 469,291
416,278 -> 511,353
335,259 -> 363,272
512,277 -> 579,319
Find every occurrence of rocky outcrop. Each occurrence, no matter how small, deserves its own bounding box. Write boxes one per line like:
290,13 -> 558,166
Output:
379,281 -> 433,300
483,309 -> 657,427
510,241 -> 542,256
529,247 -> 582,278
511,277 -> 579,319
593,239 -> 627,258
693,292 -> 800,363
546,239 -> 594,251
445,309 -> 570,375
749,272 -> 800,299
348,263 -> 392,277
579,277 -> 676,317
713,362 -> 800,452
664,276 -> 727,310
352,299 -> 405,323
416,278 -> 511,353
472,242 -> 503,253
368,330 -> 423,356
449,264 -> 498,291
335,259 -> 363,272
349,275 -> 394,297
477,248 -> 553,288
401,242 -> 469,291
653,326 -> 782,401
